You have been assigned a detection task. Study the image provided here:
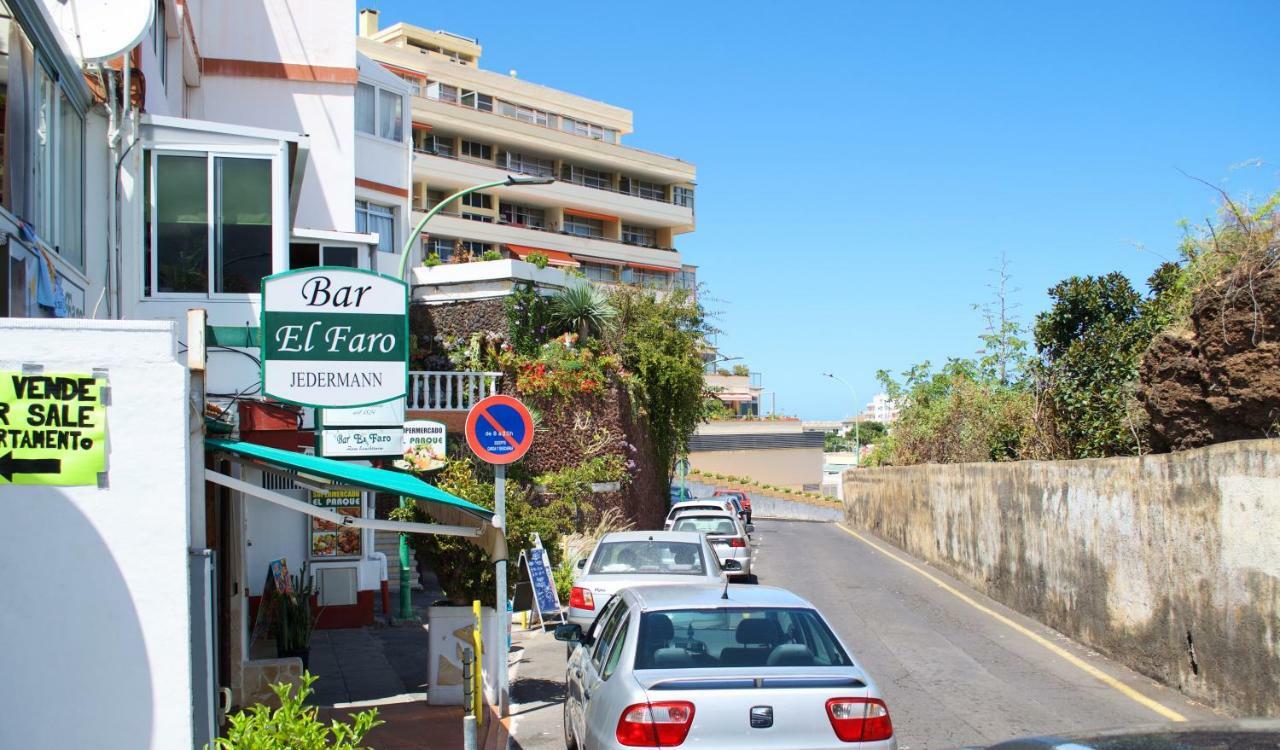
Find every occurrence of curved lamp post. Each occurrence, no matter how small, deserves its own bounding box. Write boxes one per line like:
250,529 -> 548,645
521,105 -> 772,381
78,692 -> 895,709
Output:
822,372 -> 860,463
394,173 -> 554,621
395,173 -> 555,282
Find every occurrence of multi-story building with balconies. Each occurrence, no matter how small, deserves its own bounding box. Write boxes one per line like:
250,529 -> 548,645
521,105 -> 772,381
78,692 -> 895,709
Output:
357,10 -> 697,290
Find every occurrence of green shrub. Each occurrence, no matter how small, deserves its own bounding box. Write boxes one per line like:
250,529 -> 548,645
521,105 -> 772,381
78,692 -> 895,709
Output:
481,249 -> 503,261
209,672 -> 381,749
527,252 -> 550,269
423,252 -> 442,268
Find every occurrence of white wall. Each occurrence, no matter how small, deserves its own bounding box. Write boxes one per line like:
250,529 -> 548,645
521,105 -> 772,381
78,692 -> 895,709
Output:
0,319 -> 195,749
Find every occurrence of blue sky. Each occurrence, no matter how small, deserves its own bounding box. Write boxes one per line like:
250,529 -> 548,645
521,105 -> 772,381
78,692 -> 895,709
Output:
369,1 -> 1280,419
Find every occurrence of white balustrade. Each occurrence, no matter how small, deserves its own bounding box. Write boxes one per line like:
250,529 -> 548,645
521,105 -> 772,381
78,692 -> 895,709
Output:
407,371 -> 502,411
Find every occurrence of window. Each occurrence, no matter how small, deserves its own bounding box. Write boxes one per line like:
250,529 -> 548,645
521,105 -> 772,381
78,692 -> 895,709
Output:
153,0 -> 168,87
503,152 -> 555,179
460,212 -> 492,223
622,224 -> 657,248
289,243 -> 358,269
560,164 -> 612,191
633,608 -> 852,670
146,152 -> 274,295
425,82 -> 458,103
625,266 -> 672,290
588,540 -> 707,576
460,140 -> 492,161
459,89 -> 493,112
356,200 -> 395,253
499,202 -> 545,229
592,601 -> 630,670
426,189 -> 449,210
57,89 -> 84,267
461,192 -> 491,209
677,267 -> 697,290
673,186 -> 695,209
582,262 -> 619,284
357,82 -> 405,142
563,214 -> 604,239
460,240 -> 491,256
561,116 -> 617,143
418,133 -> 454,157
498,101 -> 556,128
424,236 -> 455,262
620,177 -> 665,201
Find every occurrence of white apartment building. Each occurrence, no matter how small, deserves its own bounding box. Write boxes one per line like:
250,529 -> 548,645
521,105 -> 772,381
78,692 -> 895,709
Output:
356,10 -> 698,290
862,392 -> 900,424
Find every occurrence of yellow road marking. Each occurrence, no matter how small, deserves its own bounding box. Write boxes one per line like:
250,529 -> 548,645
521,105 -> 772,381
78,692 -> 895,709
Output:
833,523 -> 1187,722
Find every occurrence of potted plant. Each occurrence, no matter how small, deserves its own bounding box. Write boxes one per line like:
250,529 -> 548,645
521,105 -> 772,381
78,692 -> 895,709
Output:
274,564 -> 317,670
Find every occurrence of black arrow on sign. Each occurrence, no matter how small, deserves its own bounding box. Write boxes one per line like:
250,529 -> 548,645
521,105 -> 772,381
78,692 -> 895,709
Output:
0,452 -> 62,482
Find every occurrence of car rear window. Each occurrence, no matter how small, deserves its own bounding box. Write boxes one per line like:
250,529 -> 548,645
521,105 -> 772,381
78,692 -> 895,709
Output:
672,516 -> 738,536
668,504 -> 722,519
589,540 -> 708,576
634,608 -> 852,670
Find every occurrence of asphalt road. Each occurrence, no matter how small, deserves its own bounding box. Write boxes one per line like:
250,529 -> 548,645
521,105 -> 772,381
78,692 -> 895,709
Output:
509,519 -> 1220,749
751,519 -> 1219,748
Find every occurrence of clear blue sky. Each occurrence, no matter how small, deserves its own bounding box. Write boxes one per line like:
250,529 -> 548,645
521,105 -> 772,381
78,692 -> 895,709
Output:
368,1 -> 1280,419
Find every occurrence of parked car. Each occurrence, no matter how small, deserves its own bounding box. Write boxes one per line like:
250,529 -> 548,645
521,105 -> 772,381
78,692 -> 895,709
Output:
668,485 -> 694,503
557,584 -> 896,750
714,490 -> 753,523
662,499 -> 738,530
670,511 -> 754,580
568,531 -> 725,630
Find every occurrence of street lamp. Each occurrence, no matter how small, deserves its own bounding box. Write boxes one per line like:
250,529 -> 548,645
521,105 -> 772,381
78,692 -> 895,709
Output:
395,174 -> 556,281
822,373 -> 860,463
392,173 -> 553,621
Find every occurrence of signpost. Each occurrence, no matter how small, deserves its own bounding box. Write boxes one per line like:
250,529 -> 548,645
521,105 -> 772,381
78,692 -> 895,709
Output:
465,394 -> 534,716
675,457 -> 691,504
0,372 -> 107,486
260,267 -> 408,408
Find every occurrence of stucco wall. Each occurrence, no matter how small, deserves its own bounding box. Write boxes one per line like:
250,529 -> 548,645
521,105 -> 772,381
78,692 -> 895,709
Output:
0,319 -> 195,748
843,440 -> 1280,716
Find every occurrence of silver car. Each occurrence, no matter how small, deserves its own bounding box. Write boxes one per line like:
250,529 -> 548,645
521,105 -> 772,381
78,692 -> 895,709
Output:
557,584 -> 896,749
567,531 -> 725,629
662,499 -> 738,530
669,511 -> 754,581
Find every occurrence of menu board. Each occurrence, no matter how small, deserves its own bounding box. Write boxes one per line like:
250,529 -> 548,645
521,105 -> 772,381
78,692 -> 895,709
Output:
309,490 -> 363,559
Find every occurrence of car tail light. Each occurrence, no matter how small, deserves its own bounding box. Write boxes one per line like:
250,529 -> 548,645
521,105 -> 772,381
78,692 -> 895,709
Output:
826,697 -> 893,742
728,537 -> 746,548
569,587 -> 594,610
616,701 -> 695,747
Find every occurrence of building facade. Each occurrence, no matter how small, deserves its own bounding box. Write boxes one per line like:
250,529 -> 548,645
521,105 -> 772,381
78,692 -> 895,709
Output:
356,10 -> 698,290
862,392 -> 900,424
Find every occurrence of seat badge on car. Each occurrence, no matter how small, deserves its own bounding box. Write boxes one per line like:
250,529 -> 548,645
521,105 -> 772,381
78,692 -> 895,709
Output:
750,705 -> 773,729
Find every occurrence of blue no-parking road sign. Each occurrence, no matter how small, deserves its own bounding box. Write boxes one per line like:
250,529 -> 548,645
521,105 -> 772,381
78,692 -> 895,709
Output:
465,395 -> 534,464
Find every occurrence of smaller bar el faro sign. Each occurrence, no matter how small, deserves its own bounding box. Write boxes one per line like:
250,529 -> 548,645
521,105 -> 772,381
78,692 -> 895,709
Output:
261,268 -> 407,408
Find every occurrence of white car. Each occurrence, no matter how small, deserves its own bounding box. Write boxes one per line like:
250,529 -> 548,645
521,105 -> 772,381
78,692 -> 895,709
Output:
557,584 -> 897,749
568,531 -> 725,629
670,511 -> 754,580
662,499 -> 738,530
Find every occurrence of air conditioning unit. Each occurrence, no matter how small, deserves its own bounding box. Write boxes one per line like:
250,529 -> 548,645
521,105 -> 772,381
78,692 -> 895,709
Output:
316,566 -> 358,607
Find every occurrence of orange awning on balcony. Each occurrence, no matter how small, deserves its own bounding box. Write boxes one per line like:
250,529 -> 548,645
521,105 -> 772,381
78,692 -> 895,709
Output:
628,262 -> 678,273
412,122 -> 432,131
506,244 -> 580,268
563,207 -> 618,223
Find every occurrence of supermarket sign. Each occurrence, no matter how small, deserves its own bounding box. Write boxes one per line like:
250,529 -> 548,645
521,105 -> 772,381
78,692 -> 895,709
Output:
261,267 -> 407,409
309,489 -> 363,559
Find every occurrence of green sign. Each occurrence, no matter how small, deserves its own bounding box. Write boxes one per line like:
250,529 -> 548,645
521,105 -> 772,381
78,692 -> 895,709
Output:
260,267 -> 408,408
0,372 -> 107,485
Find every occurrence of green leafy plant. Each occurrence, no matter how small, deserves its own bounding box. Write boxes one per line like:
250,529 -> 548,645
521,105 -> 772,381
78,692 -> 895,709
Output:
731,364 -> 750,377
526,252 -> 550,269
274,564 -> 316,654
423,252 -> 442,268
209,671 -> 381,750
504,282 -> 554,356
550,284 -> 616,342
481,249 -> 503,261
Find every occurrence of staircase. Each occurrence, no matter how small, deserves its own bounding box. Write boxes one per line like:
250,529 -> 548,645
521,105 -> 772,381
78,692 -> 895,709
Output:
375,531 -> 420,591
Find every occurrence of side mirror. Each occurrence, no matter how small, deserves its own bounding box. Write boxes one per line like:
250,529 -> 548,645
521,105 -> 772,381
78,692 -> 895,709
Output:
745,523 -> 755,534
554,623 -> 585,643
576,558 -> 587,570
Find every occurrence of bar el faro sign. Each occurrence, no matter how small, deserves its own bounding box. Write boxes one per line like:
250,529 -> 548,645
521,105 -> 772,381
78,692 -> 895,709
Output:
261,267 -> 407,408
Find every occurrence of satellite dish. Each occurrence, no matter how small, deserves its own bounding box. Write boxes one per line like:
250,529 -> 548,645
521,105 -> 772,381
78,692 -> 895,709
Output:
64,0 -> 155,63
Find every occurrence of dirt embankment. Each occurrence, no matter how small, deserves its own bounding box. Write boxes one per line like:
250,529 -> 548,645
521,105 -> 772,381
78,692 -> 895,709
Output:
1139,266 -> 1280,452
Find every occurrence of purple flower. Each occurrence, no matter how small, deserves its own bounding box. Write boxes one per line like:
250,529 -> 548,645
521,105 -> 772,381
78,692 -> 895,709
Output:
625,460 -> 636,470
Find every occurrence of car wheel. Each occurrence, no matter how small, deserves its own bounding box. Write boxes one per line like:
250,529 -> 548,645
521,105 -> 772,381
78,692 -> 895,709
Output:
563,698 -> 580,750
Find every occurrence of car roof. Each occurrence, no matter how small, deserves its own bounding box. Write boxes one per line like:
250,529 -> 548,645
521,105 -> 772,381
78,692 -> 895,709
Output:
672,510 -> 737,520
625,584 -> 816,611
598,530 -> 706,543
670,499 -> 729,510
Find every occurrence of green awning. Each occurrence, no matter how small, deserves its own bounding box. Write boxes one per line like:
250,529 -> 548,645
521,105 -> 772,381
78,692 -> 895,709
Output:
205,438 -> 492,520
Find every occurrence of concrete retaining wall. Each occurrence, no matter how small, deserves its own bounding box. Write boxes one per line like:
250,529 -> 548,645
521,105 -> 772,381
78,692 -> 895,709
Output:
687,481 -> 843,523
843,439 -> 1280,716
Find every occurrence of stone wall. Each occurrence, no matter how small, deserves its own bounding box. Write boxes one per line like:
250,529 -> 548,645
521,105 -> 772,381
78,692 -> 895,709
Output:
843,439 -> 1280,716
410,299 -> 507,370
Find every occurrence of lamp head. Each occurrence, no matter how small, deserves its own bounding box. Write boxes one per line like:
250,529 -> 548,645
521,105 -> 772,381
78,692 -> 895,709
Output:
505,174 -> 555,186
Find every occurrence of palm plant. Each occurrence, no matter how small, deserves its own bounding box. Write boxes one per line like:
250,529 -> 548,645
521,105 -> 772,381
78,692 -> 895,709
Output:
550,284 -> 616,342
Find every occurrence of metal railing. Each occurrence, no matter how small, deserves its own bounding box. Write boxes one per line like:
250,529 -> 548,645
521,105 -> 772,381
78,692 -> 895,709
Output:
407,371 -> 502,411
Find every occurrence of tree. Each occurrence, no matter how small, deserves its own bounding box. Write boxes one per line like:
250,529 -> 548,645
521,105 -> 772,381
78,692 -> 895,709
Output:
550,284 -> 616,342
972,254 -> 1028,386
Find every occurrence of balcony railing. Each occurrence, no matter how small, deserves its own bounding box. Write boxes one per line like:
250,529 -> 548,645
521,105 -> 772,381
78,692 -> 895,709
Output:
411,144 -> 691,208
407,371 -> 501,411
410,205 -> 679,253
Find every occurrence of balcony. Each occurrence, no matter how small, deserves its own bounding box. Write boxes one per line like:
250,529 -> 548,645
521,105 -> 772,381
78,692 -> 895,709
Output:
407,371 -> 501,411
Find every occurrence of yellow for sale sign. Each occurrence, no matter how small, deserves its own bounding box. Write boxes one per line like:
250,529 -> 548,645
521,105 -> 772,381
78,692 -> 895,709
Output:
0,372 -> 107,485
